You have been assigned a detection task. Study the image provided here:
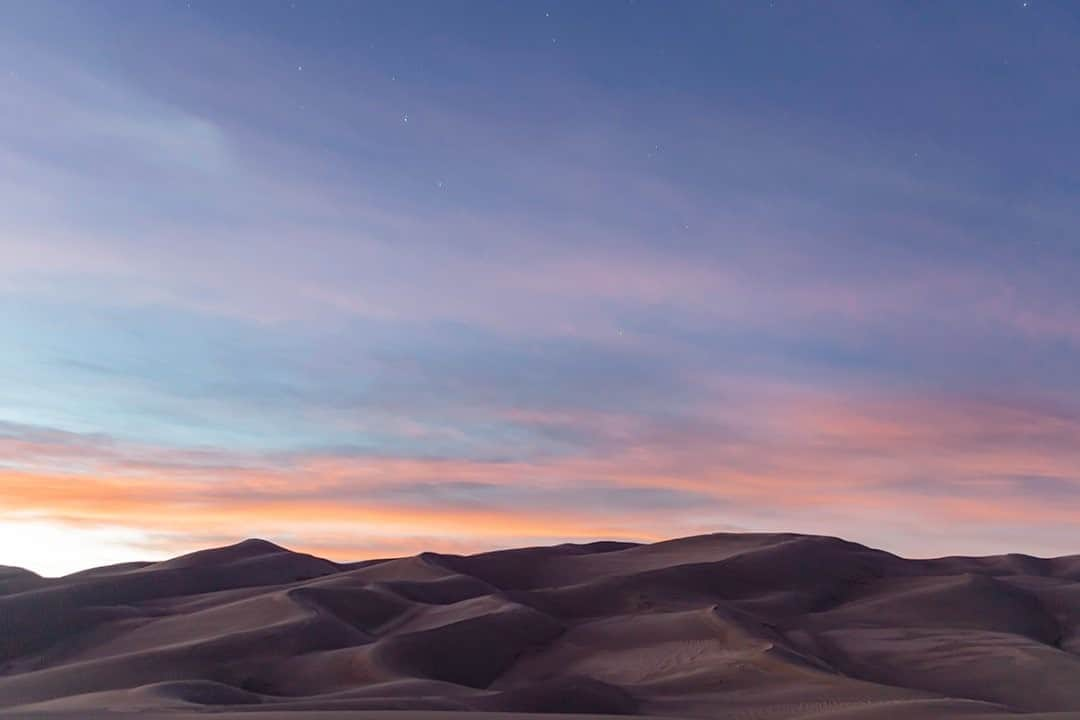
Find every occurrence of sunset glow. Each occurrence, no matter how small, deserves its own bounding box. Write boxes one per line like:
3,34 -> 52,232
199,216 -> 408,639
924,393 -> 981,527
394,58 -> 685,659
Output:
4,1 -> 1079,574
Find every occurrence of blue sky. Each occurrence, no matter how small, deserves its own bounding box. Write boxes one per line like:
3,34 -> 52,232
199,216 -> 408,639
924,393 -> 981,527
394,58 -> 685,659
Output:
3,0 -> 1080,574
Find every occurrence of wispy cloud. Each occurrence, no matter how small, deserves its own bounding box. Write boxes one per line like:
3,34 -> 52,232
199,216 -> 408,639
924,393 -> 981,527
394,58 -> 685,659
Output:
5,377 -> 1080,572
3,2 -> 1080,572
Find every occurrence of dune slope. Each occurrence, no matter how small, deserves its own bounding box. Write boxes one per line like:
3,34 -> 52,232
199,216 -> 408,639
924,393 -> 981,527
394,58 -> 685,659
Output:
2,533 -> 1080,720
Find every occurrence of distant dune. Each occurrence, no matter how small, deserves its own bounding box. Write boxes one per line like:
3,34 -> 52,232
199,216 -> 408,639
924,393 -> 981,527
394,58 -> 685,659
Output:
3,533 -> 1080,720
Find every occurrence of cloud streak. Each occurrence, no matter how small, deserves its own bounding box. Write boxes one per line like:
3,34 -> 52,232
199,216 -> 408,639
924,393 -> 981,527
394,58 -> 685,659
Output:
3,2 -> 1080,572
6,376 -> 1080,573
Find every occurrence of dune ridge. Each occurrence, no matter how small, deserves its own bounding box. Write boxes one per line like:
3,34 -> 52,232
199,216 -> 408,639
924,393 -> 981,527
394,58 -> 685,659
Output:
3,532 -> 1080,720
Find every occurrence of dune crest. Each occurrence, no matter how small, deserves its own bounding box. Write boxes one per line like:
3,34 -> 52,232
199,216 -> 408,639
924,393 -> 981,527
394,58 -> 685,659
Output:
2,532 -> 1080,720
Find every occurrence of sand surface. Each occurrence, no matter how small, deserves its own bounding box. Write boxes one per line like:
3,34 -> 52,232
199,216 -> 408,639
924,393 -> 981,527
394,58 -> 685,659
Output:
3,533 -> 1080,719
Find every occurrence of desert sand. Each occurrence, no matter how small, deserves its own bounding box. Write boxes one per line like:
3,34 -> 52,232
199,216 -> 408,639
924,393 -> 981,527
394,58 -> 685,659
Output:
3,533 -> 1080,720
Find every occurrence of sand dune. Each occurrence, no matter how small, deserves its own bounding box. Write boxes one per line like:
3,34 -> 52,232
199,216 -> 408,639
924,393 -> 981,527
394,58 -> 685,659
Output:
3,533 -> 1080,719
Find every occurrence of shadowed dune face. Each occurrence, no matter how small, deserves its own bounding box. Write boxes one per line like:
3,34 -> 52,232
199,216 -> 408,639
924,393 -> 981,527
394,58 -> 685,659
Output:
2,534 -> 1080,720
0,566 -> 43,597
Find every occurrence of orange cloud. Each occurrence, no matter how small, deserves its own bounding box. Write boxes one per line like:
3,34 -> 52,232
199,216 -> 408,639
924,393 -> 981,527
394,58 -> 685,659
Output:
5,383 -> 1080,569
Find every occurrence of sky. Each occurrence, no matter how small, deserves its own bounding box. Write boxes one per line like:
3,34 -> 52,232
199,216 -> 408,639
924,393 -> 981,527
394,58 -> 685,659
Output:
3,0 -> 1080,575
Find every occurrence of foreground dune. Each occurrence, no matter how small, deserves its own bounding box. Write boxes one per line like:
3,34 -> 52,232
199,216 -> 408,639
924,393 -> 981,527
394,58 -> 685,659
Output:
3,534 -> 1080,719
